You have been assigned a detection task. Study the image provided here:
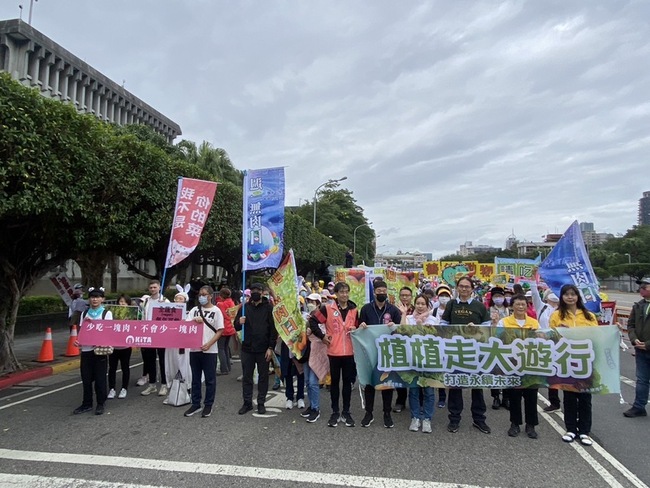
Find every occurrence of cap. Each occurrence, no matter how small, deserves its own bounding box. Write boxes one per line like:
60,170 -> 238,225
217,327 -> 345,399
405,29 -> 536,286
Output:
73,283 -> 83,290
88,286 -> 105,297
547,293 -> 559,302
320,290 -> 332,298
490,287 -> 505,296
307,292 -> 322,302
244,289 -> 251,297
435,284 -> 452,296
249,282 -> 264,291
328,281 -> 335,287
524,291 -> 533,297
636,278 -> 650,286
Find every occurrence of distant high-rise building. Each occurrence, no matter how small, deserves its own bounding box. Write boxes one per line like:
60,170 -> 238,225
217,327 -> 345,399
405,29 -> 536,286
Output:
505,231 -> 517,250
579,222 -> 594,232
639,191 -> 650,226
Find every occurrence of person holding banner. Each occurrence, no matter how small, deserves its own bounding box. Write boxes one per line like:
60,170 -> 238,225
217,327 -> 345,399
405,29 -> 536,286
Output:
488,287 -> 511,410
163,286 -> 192,405
139,280 -> 169,397
623,278 -> 650,418
235,283 -> 278,415
550,284 -> 598,446
440,276 -> 491,435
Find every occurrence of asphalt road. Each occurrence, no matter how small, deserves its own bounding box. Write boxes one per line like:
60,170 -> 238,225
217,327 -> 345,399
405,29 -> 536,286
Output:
0,345 -> 647,488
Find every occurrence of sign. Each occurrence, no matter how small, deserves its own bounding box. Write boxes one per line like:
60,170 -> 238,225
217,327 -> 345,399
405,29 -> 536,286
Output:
78,319 -> 202,349
335,268 -> 368,307
351,324 -> 620,394
242,167 -> 285,270
50,273 -> 74,307
164,177 -> 218,269
150,302 -> 186,321
495,257 -> 541,280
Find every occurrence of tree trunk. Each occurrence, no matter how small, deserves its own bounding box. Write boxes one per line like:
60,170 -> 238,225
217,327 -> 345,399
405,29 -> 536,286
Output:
76,250 -> 111,290
0,288 -> 22,373
110,255 -> 119,293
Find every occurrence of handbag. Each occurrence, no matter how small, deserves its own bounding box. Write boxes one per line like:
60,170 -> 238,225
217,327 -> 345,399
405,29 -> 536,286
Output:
94,346 -> 114,355
167,370 -> 191,406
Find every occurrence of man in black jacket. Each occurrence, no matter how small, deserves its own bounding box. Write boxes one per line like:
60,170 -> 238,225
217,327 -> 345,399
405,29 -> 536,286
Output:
235,282 -> 278,415
624,278 -> 650,418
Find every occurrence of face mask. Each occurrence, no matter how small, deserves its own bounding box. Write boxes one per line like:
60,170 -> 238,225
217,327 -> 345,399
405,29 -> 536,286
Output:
376,293 -> 387,303
250,292 -> 262,302
504,298 -> 511,305
306,303 -> 317,312
493,298 -> 505,306
438,296 -> 450,305
198,296 -> 208,305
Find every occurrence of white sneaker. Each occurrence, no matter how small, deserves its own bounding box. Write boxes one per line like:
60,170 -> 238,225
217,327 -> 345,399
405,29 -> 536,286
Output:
141,384 -> 157,396
409,418 -> 421,432
158,385 -> 168,397
107,389 -> 116,399
118,388 -> 127,399
297,399 -> 305,409
422,419 -> 432,433
285,399 -> 293,410
136,376 -> 147,386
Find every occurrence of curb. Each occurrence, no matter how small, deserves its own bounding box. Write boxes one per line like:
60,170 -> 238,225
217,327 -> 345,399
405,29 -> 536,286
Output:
51,359 -> 80,375
0,357 -> 80,391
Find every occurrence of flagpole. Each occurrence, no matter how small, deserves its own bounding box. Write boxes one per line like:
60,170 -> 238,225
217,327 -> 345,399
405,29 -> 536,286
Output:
241,170 -> 247,341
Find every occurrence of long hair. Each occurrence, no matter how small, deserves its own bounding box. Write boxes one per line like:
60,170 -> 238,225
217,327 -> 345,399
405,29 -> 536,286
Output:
557,284 -> 594,322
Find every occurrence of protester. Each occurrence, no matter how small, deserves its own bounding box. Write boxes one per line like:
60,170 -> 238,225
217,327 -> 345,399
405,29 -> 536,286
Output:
281,340 -> 305,410
107,294 -> 133,400
440,276 -> 491,434
488,287 -> 511,410
68,283 -> 88,331
309,282 -> 358,428
235,283 -> 277,415
139,280 -> 169,397
431,284 -> 452,407
393,286 -> 415,413
302,293 -> 328,422
400,294 -> 436,433
73,286 -> 111,416
184,285 -> 224,418
497,294 -> 540,439
359,280 -> 402,428
163,285 -> 192,405
623,278 -> 650,418
550,284 -> 598,446
216,287 -> 236,375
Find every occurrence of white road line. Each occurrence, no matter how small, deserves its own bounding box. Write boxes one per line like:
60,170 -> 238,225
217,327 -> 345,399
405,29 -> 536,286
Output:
621,375 -> 636,388
0,472 -> 167,488
0,447 -> 487,488
0,387 -> 39,402
537,393 -> 648,488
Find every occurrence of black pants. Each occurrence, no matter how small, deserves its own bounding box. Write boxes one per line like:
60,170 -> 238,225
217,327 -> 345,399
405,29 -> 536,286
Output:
395,387 -> 407,408
80,351 -> 107,407
108,348 -> 132,390
241,350 -> 270,406
141,347 -> 166,384
328,355 -> 356,414
448,388 -> 486,423
564,391 -> 592,434
438,388 -> 447,402
509,389 -> 538,426
548,388 -> 561,407
364,384 -> 393,414
217,335 -> 232,373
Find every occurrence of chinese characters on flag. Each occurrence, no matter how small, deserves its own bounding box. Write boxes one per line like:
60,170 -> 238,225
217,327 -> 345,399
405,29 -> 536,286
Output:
165,178 -> 218,269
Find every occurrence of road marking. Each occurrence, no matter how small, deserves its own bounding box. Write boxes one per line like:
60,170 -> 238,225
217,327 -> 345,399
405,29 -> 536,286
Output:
0,387 -> 39,402
0,472 -> 167,488
621,375 -> 636,388
538,393 -> 648,488
0,447 -> 487,488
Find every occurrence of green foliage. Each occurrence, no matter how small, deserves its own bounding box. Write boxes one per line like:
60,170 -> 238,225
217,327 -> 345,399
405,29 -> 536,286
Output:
17,296 -> 67,316
591,225 -> 650,280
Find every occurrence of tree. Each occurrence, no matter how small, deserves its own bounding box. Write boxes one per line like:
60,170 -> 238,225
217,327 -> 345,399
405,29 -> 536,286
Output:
177,140 -> 243,186
596,225 -> 650,281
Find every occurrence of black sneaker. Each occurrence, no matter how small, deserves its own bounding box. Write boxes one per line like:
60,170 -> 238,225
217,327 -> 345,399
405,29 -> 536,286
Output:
201,405 -> 213,418
94,404 -> 105,416
492,397 -> 501,410
342,411 -> 355,427
508,423 -> 520,437
447,422 -> 460,433
73,405 -> 93,415
383,412 -> 394,428
473,420 -> 491,434
361,412 -> 374,427
623,407 -> 648,418
184,405 -> 201,417
257,404 -> 266,414
327,413 -> 339,427
238,403 -> 253,415
300,407 -> 312,418
543,404 -> 560,412
306,409 -> 321,423
393,404 -> 404,413
525,424 -> 538,439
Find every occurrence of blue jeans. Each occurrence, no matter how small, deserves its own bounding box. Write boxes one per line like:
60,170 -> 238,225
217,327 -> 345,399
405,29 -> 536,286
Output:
409,386 -> 435,421
190,352 -> 217,407
633,349 -> 650,410
303,363 -> 320,411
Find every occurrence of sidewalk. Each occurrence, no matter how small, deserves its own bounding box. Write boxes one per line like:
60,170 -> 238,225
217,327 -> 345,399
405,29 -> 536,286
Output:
0,328 -> 80,390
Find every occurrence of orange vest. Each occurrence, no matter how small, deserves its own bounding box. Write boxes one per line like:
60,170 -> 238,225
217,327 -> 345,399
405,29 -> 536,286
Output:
324,301 -> 357,357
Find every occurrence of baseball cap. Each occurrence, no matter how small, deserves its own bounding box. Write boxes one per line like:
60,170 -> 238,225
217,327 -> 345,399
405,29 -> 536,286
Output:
636,278 -> 650,286
547,293 -> 559,302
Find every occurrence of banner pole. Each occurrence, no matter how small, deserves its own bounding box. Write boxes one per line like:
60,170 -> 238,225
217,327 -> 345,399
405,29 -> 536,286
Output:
241,269 -> 246,341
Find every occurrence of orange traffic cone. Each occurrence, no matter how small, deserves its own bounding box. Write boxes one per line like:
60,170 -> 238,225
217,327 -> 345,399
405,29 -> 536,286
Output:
37,327 -> 54,362
64,325 -> 80,357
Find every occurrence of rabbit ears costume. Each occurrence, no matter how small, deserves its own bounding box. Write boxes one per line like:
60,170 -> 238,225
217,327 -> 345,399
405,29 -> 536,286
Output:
175,283 -> 191,302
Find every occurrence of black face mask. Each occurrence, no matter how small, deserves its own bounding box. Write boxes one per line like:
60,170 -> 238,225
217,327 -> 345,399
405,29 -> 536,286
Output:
250,292 -> 262,302
376,294 -> 387,303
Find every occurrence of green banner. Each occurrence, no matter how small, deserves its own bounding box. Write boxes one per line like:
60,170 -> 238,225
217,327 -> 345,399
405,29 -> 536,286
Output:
350,325 -> 620,394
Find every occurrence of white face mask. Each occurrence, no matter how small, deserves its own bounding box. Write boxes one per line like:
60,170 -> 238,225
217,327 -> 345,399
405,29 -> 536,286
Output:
198,296 -> 209,305
438,296 -> 450,305
306,303 -> 318,312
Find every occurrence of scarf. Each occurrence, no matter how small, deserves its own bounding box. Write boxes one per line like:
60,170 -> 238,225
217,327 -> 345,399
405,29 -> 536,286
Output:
412,308 -> 432,325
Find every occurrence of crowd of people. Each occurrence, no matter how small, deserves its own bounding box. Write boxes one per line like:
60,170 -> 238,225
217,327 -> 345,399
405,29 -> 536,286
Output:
70,273 -> 650,447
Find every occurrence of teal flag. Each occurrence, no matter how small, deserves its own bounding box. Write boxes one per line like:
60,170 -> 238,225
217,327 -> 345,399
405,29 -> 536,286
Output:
350,324 -> 620,394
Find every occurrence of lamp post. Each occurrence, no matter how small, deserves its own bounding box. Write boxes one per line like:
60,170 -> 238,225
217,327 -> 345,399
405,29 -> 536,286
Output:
353,223 -> 371,258
313,176 -> 347,228
625,253 -> 632,291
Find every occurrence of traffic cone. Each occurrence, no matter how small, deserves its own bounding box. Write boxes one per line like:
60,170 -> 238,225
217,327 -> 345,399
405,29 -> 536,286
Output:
64,325 -> 80,357
37,327 -> 54,362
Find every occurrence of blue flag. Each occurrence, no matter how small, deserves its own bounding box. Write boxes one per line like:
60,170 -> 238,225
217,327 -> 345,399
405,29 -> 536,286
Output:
539,221 -> 601,313
242,167 -> 285,271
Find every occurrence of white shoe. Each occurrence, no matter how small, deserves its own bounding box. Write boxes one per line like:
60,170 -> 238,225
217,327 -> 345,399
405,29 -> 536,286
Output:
422,419 -> 432,433
162,398 -> 169,405
136,376 -> 147,386
118,388 -> 127,399
107,389 -> 116,399
158,385 -> 168,397
285,399 -> 293,410
141,384 -> 157,396
297,399 -> 305,409
409,418 -> 421,432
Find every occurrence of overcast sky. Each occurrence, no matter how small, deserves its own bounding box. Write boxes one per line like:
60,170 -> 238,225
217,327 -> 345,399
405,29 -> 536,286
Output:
3,1 -> 649,258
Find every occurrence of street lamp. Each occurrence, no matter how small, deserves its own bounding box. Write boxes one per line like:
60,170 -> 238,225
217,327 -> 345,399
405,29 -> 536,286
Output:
625,253 -> 632,264
313,176 -> 348,227
353,223 -> 371,257
625,253 -> 632,291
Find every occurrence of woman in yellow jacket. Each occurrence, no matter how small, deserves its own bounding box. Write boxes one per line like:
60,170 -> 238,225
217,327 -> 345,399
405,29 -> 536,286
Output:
549,284 -> 598,446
